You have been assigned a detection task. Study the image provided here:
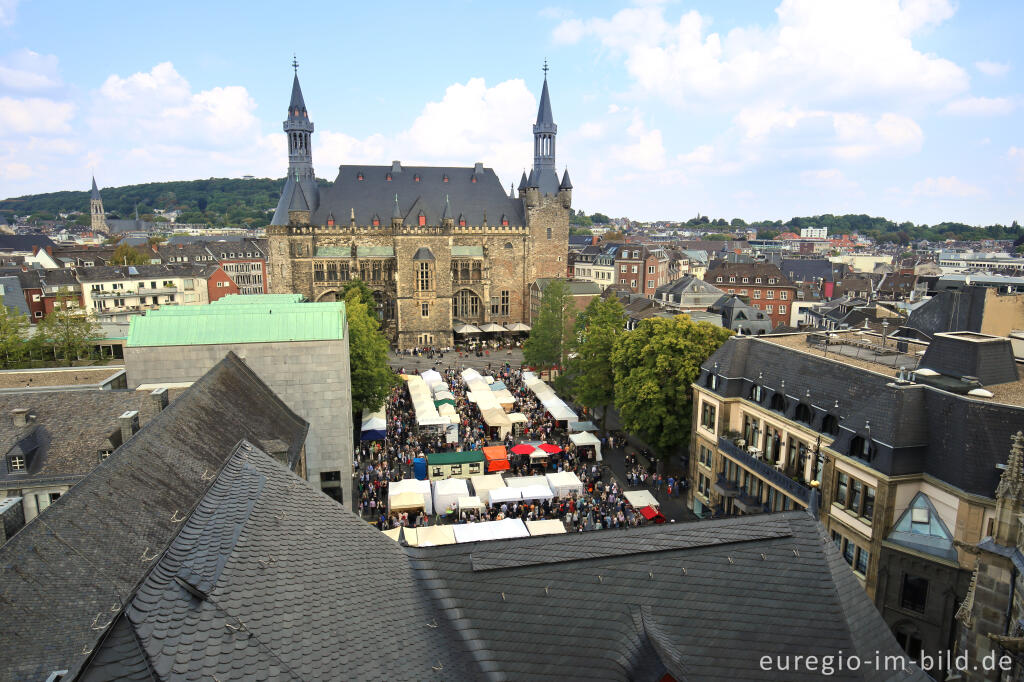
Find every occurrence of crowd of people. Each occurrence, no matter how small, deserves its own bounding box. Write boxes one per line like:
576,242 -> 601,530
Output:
359,363 -> 679,533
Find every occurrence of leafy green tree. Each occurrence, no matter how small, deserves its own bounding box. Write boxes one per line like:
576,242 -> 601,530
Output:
112,243 -> 149,265
590,212 -> 610,224
611,315 -> 732,456
523,279 -> 573,371
602,231 -> 625,242
703,233 -> 732,241
564,296 -> 625,434
37,290 -> 102,364
340,279 -> 376,308
344,288 -> 399,414
0,298 -> 30,368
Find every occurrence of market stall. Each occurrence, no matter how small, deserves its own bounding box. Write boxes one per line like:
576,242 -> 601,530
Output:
504,475 -> 550,489
470,474 -> 507,504
545,471 -> 584,498
453,518 -> 530,543
388,478 -> 433,514
623,489 -> 660,509
569,431 -> 603,461
482,445 -> 510,473
638,506 -> 668,524
507,412 -> 527,437
360,406 -> 387,441
389,491 -> 426,513
518,484 -> 554,501
457,496 -> 485,513
526,519 -> 567,536
416,524 -> 457,546
488,487 -> 523,505
427,451 -> 485,480
569,420 -> 598,432
381,527 -> 403,542
433,478 -> 470,513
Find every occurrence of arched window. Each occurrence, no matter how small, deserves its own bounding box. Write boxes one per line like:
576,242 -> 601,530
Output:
504,242 -> 513,249
770,393 -> 786,413
454,289 -> 481,319
795,403 -> 812,425
850,435 -> 876,461
750,384 -> 764,403
822,414 -> 839,436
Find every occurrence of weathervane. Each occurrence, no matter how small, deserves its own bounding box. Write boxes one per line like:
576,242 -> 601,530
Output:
542,59 -> 549,78
292,54 -> 299,73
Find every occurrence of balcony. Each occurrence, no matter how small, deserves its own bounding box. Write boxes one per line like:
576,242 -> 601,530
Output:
92,286 -> 178,298
711,473 -> 739,498
718,436 -> 812,506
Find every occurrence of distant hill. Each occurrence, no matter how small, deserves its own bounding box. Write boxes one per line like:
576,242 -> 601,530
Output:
0,177 -> 331,228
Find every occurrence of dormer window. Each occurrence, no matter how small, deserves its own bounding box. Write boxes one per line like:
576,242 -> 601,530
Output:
357,172 -> 364,181
372,216 -> 380,227
750,384 -> 763,402
386,173 -> 392,181
501,215 -> 509,227
8,455 -> 25,471
414,174 -> 421,183
443,175 -> 449,183
471,176 -> 477,183
418,212 -> 426,227
459,217 -> 466,227
327,214 -> 335,227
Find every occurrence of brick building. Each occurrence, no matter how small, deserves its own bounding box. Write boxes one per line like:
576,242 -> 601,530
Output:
266,67 -> 571,349
206,264 -> 240,302
704,262 -> 797,328
614,244 -> 670,298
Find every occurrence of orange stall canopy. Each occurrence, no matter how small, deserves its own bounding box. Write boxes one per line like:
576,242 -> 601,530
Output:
483,446 -> 510,473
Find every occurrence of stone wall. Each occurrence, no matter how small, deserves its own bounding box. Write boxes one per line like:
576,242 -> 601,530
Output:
124,337 -> 353,506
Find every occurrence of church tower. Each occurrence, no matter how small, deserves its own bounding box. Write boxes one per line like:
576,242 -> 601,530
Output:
89,176 -> 108,234
271,58 -> 319,227
531,60 -> 560,196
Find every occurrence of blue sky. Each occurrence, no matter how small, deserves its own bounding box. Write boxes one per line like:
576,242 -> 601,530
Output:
0,0 -> 1020,225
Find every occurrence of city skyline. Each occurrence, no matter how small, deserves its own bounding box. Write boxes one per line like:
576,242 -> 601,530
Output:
1,0 -> 1021,225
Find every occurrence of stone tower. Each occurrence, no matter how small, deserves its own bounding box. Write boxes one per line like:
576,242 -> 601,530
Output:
271,59 -> 320,228
89,176 -> 108,234
523,63 -> 571,282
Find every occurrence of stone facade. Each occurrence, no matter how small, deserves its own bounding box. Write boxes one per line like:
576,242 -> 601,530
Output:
124,338 -> 353,505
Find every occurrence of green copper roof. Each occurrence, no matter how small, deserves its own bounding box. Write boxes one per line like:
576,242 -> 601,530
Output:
315,246 -> 352,258
451,245 -> 484,257
427,451 -> 484,466
127,306 -> 345,347
213,294 -> 306,305
357,246 -> 394,258
146,302 -> 345,316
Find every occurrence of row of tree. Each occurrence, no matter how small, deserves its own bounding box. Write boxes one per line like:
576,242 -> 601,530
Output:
0,293 -> 104,368
523,281 -> 732,457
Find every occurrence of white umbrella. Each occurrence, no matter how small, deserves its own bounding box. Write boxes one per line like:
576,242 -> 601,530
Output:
505,322 -> 531,332
454,324 -> 482,334
479,323 -> 507,333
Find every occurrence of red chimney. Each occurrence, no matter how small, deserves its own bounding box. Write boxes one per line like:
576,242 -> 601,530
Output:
45,246 -> 53,255
32,246 -> 39,256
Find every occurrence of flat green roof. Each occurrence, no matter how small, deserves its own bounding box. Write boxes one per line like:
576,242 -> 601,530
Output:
127,306 -> 345,347
315,246 -> 352,258
213,294 -> 306,305
358,246 -> 394,258
427,451 -> 484,466
451,245 -> 484,257
146,302 -> 345,316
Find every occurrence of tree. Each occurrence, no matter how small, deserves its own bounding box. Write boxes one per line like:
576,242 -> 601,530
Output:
590,212 -> 610,224
523,279 -> 573,371
611,315 -> 732,457
0,298 -> 30,368
602,230 -> 625,242
340,279 -> 375,308
564,296 -> 625,434
112,243 -> 149,266
343,288 -> 399,415
37,290 -> 101,364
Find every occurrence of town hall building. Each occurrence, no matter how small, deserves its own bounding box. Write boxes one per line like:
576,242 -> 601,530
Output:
266,65 -> 572,349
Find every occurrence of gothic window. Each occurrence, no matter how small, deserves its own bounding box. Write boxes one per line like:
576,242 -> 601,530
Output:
372,261 -> 382,282
547,228 -> 552,240
501,290 -> 509,316
326,262 -> 338,281
472,262 -> 482,281
460,261 -> 471,282
504,242 -> 513,249
454,289 -> 480,319
340,263 -> 350,281
314,262 -> 325,282
491,295 -> 500,315
417,261 -> 432,291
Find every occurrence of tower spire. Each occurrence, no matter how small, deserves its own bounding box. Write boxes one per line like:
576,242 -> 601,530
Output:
271,59 -> 319,226
532,61 -> 558,194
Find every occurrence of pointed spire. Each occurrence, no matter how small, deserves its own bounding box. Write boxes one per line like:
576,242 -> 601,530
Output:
288,184 -> 309,211
289,72 -> 307,116
560,168 -> 573,190
392,193 -> 402,220
535,63 -> 554,127
90,176 -> 100,200
527,169 -> 538,188
441,194 -> 452,221
509,183 -> 515,199
997,431 -> 1024,501
518,171 -> 529,191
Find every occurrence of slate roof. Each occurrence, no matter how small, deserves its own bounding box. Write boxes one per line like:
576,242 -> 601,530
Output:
0,275 -> 30,316
0,389 -> 153,487
78,485 -> 922,681
310,163 -> 526,228
0,353 -> 309,681
905,287 -> 988,338
90,176 -> 101,200
780,258 -> 846,283
74,263 -> 219,282
0,234 -> 55,253
700,335 -> 1024,497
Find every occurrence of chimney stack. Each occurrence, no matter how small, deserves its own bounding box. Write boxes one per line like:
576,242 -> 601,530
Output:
11,408 -> 29,427
150,387 -> 168,412
119,410 -> 140,443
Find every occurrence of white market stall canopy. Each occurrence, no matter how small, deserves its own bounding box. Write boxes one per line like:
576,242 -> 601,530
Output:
389,491 -> 426,512
526,519 -> 567,536
470,474 -> 507,504
360,406 -> 387,441
453,518 -> 530,543
518,484 -> 554,501
415,524 -> 456,547
488,487 -> 523,505
540,397 -> 578,423
406,375 -> 446,429
508,412 -> 527,424
381,527 -> 403,542
546,471 -> 584,497
504,475 -> 549,488
457,496 -> 485,511
569,431 -> 603,460
624,489 -> 660,509
420,369 -> 444,388
389,478 -> 433,514
433,478 -> 470,513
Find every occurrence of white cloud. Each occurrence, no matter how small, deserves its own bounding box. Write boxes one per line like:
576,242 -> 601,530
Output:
799,168 -> 857,190
577,121 -> 605,139
610,115 -> 666,170
678,144 -> 714,164
0,97 -> 75,135
942,96 -> 1016,116
975,60 -> 1010,76
554,0 -> 967,107
0,49 -> 62,90
0,0 -> 20,26
911,176 -> 985,198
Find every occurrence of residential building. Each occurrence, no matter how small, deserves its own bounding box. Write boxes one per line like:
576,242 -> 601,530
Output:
528,278 -> 601,324
690,330 -> 1024,675
78,263 -> 215,320
267,68 -> 571,349
16,268 -> 82,321
708,294 -> 774,335
123,295 -> 351,503
705,262 -> 797,328
938,251 -> 1024,274
654,275 -> 724,312
206,263 -> 241,302
614,244 -> 670,298
572,243 -> 619,290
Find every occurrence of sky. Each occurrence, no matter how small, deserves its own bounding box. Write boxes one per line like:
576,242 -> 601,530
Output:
0,0 -> 1021,225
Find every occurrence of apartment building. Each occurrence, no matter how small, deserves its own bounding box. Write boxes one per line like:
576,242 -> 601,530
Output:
572,243 -> 619,290
615,244 -> 670,298
690,330 -> 1024,676
704,262 -> 797,328
78,263 -> 215,320
156,237 -> 268,294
